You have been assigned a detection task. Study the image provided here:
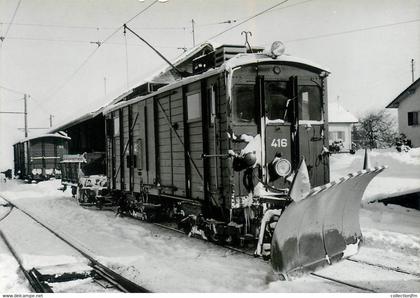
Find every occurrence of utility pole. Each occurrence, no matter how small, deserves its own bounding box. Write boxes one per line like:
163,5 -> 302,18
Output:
24,94 -> 28,137
411,59 -> 415,83
49,114 -> 54,128
191,19 -> 195,47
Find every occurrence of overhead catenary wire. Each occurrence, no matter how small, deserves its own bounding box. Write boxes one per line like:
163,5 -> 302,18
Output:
204,0 -> 289,42
41,0 -> 161,105
1,0 -> 22,42
285,18 -> 420,43
201,0 -> 319,44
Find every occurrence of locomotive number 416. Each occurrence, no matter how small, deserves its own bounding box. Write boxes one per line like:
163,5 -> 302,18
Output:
271,138 -> 288,148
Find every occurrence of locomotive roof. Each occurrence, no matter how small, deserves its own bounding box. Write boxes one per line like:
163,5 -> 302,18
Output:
13,133 -> 71,145
103,53 -> 330,114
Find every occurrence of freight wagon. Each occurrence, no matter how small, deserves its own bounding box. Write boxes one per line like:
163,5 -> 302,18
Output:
13,134 -> 70,181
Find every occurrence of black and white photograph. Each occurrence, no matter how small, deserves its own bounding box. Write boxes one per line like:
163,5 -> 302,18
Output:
0,0 -> 419,294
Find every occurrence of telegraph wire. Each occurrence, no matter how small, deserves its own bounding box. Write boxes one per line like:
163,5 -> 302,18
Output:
0,22 -> 186,31
6,36 -> 90,44
4,36 -> 184,48
285,18 -> 420,43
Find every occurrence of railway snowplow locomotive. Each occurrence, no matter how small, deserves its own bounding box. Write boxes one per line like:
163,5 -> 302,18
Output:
104,42 -> 385,277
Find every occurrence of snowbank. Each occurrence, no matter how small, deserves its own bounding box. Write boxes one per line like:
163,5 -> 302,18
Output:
330,148 -> 420,202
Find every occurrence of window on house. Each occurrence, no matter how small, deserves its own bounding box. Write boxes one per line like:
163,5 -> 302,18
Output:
187,92 -> 201,121
408,111 -> 419,126
329,131 -> 346,142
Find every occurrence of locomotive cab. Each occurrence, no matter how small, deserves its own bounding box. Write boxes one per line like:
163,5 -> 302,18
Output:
228,54 -> 329,206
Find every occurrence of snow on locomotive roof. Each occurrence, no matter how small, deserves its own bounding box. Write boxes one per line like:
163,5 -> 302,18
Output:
223,52 -> 330,73
14,133 -> 70,145
103,53 -> 329,114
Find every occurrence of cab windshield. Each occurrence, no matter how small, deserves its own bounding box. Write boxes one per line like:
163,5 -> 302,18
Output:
232,81 -> 290,124
232,80 -> 322,123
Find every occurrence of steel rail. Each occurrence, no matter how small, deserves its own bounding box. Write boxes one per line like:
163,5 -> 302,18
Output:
347,258 -> 420,278
0,230 -> 52,293
0,194 -> 150,293
310,272 -> 376,293
151,221 -> 393,293
0,205 -> 14,221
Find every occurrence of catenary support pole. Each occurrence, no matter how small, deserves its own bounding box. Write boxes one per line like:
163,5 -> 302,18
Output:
24,94 -> 28,137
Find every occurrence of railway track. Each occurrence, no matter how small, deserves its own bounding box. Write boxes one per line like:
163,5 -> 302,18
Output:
2,194 -> 418,293
347,258 -> 420,279
152,221 -> 420,293
0,195 -> 150,293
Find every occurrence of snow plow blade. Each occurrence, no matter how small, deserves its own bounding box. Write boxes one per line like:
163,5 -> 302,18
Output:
271,166 -> 387,277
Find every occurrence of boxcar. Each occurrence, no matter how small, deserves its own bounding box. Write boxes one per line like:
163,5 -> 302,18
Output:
103,42 -> 330,243
13,134 -> 70,181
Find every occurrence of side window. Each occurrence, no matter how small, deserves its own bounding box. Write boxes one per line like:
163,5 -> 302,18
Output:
113,117 -> 120,136
408,111 -> 419,126
187,92 -> 201,122
298,85 -> 322,121
232,84 -> 255,124
106,118 -> 113,137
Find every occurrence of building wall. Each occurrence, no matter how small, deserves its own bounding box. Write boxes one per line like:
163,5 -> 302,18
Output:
398,90 -> 420,147
329,123 -> 353,150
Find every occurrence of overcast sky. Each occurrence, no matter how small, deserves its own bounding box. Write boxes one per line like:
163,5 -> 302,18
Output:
0,0 -> 419,169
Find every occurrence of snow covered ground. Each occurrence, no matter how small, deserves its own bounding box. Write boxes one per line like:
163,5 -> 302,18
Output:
0,236 -> 31,292
0,148 -> 419,293
330,148 -> 420,202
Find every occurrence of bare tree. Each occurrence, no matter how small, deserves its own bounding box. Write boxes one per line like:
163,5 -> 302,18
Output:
352,109 -> 398,149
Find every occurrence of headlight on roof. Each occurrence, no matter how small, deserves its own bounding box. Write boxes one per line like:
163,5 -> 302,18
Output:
270,41 -> 285,58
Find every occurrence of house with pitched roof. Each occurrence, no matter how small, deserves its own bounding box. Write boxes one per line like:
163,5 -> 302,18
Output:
386,78 -> 420,148
328,101 -> 358,151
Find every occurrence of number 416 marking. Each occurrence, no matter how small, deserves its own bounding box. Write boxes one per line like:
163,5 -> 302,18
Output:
271,138 -> 288,148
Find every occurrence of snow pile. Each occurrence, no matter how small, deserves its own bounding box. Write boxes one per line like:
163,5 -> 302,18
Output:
362,228 -> 420,255
330,149 -> 420,201
0,179 -> 64,201
369,147 -> 420,166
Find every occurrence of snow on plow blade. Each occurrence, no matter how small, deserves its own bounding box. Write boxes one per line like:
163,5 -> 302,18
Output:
271,166 -> 387,277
